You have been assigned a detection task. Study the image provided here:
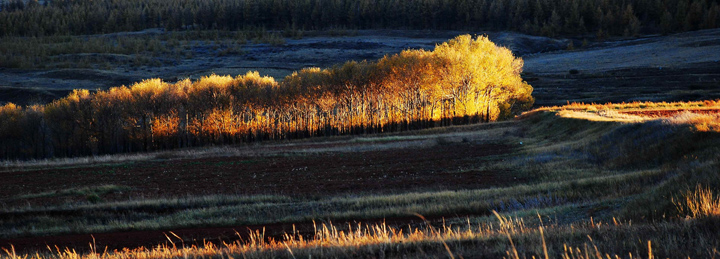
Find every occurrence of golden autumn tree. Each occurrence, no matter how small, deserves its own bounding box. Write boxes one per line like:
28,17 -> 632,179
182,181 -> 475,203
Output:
282,67 -> 333,136
434,34 -> 533,122
188,75 -> 236,142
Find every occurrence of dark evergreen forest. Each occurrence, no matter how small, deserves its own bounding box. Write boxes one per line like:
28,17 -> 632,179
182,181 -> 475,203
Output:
1,0 -> 718,37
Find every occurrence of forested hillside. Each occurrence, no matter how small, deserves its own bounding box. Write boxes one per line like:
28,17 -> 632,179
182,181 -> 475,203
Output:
0,35 -> 533,159
1,0 -> 718,37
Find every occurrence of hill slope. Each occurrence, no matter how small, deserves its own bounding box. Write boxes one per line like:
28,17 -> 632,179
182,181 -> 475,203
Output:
1,101 -> 719,258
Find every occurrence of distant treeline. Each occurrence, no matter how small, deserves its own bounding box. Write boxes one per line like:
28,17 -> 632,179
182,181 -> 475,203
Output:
0,0 -> 718,37
0,35 -> 533,160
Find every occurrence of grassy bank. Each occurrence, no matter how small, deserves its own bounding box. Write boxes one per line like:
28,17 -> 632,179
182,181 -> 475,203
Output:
1,101 -> 719,257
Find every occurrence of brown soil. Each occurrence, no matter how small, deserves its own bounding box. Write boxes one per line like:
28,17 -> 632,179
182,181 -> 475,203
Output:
0,141 -> 515,253
0,143 -> 513,203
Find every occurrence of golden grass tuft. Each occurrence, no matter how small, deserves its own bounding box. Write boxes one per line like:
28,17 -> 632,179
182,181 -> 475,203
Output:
559,240 -> 654,259
664,112 -> 720,132
674,185 -> 720,219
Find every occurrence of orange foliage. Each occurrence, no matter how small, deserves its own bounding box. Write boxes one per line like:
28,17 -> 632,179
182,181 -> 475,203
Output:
152,113 -> 180,139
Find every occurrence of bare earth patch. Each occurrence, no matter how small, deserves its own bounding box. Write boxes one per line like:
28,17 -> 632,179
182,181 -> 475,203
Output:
0,143 -> 514,204
0,138 -> 516,253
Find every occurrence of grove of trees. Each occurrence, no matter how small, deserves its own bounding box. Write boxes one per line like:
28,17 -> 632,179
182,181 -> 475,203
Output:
0,0 -> 719,37
0,35 -> 533,160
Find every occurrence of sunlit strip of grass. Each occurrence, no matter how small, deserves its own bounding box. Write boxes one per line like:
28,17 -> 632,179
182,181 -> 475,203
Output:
13,185 -> 132,200
540,99 -> 720,112
537,99 -> 720,132
0,194 -> 293,213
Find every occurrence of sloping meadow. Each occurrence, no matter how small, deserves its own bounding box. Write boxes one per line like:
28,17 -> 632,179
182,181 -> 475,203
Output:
2,102 -> 720,258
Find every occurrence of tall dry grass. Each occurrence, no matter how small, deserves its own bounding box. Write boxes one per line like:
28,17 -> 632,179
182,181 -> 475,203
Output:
674,185 -> 720,218
664,112 -> 720,132
0,212 -> 685,259
0,217 -> 521,259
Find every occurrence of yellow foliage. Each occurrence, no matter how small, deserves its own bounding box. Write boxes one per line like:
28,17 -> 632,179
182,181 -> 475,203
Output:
433,35 -> 534,119
0,102 -> 21,117
152,114 -> 180,139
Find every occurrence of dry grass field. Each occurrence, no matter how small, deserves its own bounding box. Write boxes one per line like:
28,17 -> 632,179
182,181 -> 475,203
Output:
1,100 -> 719,258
